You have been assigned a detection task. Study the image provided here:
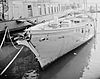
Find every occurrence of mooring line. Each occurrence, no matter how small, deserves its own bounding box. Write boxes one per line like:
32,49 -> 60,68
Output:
0,46 -> 24,75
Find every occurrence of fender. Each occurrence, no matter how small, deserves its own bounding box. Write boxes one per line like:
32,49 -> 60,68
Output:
17,40 -> 44,68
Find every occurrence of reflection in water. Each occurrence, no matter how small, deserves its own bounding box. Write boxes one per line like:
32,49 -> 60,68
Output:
80,35 -> 100,79
39,38 -> 94,79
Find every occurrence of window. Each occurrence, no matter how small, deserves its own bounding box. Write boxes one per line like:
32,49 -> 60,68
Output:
44,4 -> 46,15
48,7 -> 50,14
81,28 -> 84,33
40,8 -> 42,15
58,4 -> 60,11
90,24 -> 92,27
54,7 -> 56,13
28,5 -> 33,17
37,4 -> 42,15
74,21 -> 80,23
57,7 -> 59,12
51,6 -> 53,14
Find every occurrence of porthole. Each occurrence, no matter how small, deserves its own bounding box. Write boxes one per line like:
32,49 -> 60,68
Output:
88,29 -> 90,33
90,24 -> 92,27
81,28 -> 84,33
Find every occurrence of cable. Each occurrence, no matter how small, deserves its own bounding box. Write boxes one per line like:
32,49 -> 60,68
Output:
0,26 -> 8,49
7,28 -> 20,49
0,46 -> 24,75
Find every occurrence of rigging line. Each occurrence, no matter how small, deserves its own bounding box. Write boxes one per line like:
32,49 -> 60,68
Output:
7,28 -> 20,49
0,46 -> 24,75
0,26 -> 8,49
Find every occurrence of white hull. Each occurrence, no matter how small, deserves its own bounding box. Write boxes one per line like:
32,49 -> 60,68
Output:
15,14 -> 95,69
21,18 -> 94,67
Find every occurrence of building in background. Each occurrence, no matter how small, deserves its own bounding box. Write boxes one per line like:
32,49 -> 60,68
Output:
0,0 -> 82,20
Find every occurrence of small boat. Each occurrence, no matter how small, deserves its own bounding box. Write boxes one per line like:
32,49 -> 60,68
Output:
0,13 -> 95,79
